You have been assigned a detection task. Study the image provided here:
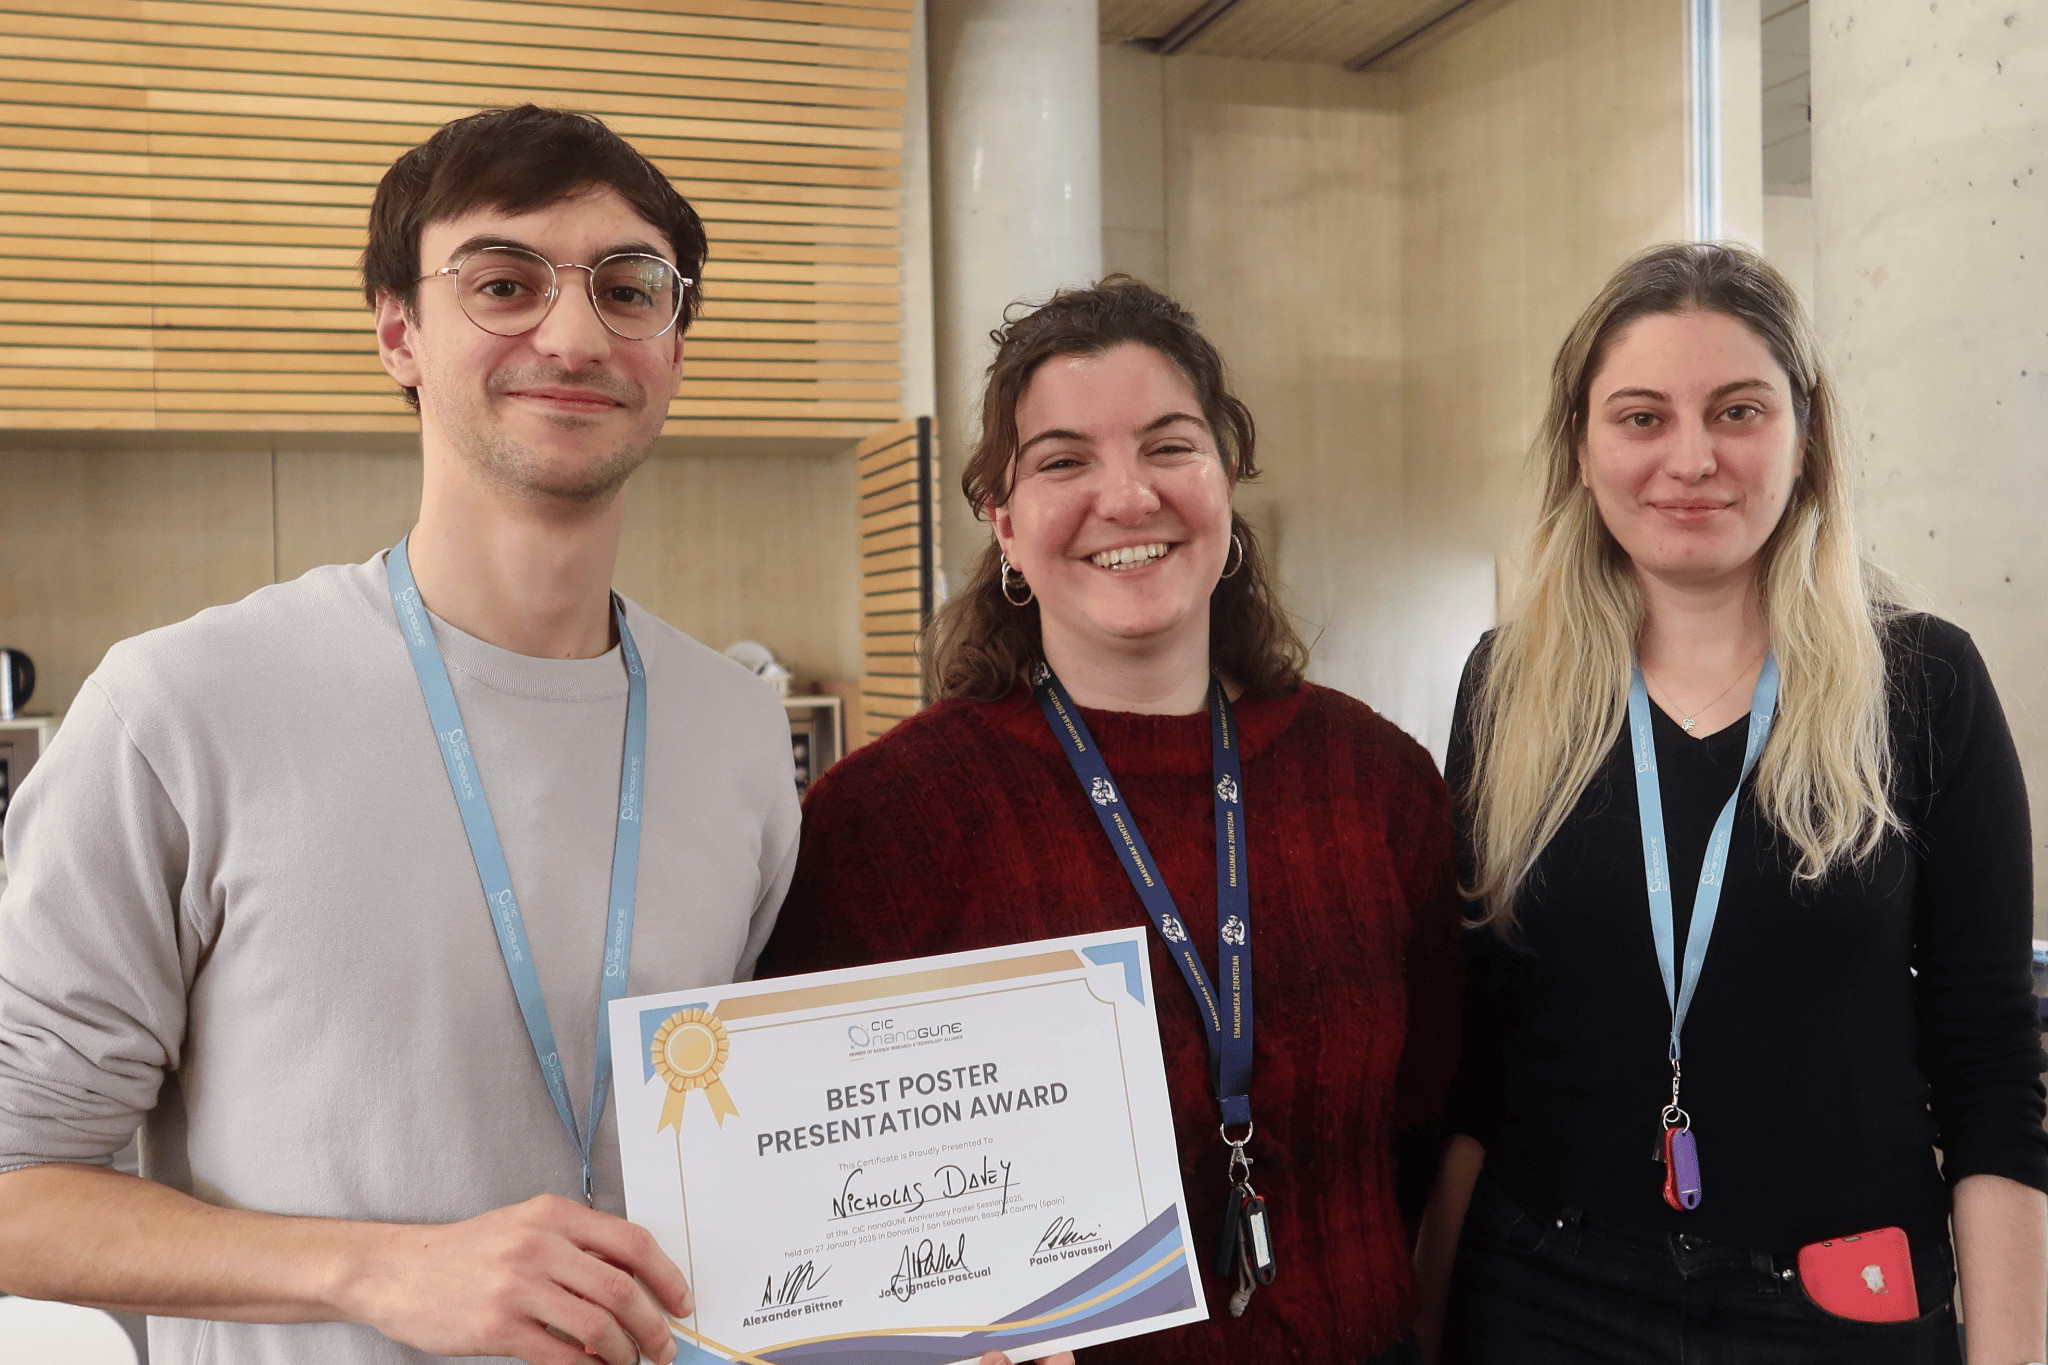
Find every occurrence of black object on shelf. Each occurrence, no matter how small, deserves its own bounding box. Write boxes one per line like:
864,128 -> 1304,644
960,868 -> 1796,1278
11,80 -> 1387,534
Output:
0,648 -> 32,721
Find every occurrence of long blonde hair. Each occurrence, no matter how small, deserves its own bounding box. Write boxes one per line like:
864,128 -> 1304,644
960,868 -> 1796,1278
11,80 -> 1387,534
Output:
1464,242 -> 1902,927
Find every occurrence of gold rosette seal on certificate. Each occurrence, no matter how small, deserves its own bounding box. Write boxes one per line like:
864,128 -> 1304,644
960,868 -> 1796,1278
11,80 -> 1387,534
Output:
651,1008 -> 738,1131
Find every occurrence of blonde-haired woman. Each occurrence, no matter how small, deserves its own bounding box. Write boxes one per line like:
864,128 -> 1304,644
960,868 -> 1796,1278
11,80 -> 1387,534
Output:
1417,243 -> 2047,1365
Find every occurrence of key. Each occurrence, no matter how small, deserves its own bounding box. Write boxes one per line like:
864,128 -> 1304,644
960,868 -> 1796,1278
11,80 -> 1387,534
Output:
1212,1182 -> 1245,1278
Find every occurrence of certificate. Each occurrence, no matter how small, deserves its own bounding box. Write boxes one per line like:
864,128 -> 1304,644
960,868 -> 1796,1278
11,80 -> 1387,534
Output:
607,928 -> 1210,1364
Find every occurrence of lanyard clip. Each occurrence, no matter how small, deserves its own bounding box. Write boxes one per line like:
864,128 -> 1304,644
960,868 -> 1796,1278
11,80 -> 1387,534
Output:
583,1164 -> 596,1209
1220,1120 -> 1255,1185
1660,1058 -> 1690,1135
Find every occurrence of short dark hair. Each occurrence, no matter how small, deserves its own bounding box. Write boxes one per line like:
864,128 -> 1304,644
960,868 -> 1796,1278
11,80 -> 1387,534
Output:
361,105 -> 708,405
926,276 -> 1308,702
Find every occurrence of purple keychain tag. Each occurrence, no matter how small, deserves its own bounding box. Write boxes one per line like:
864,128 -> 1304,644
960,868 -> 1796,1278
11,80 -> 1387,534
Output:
1662,1126 -> 1702,1210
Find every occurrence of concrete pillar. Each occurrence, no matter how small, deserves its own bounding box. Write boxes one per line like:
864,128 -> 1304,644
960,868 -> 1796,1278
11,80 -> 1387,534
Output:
928,0 -> 1103,592
1811,1 -> 2048,921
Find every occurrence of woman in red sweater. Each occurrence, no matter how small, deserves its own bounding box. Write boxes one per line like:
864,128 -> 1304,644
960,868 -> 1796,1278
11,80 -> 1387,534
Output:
758,278 -> 1462,1364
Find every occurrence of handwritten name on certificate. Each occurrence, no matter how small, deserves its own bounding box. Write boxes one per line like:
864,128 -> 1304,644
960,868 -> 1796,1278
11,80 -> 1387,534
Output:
607,928 -> 1208,1364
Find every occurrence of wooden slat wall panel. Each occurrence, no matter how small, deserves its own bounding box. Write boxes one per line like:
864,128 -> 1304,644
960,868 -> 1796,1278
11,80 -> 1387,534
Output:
854,414 -> 937,744
0,0 -> 909,434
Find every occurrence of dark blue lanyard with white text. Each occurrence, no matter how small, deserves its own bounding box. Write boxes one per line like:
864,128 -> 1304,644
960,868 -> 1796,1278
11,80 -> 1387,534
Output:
1032,662 -> 1275,1306
1030,665 -> 1253,1130
1626,650 -> 1778,1212
386,535 -> 647,1204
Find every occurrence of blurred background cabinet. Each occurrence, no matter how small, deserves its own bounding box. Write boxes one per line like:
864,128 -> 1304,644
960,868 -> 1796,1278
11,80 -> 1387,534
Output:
784,695 -> 845,796
0,714 -> 56,841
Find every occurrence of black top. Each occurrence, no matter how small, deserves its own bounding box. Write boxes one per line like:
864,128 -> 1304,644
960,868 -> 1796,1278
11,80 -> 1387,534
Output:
1446,613 -> 2048,1253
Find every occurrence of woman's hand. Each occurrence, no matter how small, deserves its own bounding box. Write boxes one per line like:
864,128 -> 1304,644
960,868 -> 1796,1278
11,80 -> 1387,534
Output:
1952,1172 -> 2046,1365
979,1352 -> 1076,1365
1412,1135 -> 1486,1365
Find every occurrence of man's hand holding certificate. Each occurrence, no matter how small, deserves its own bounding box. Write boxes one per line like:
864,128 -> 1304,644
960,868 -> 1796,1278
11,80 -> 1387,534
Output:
608,928 -> 1207,1364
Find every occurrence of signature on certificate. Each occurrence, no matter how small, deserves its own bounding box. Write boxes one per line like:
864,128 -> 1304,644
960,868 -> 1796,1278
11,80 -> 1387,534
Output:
885,1234 -> 979,1302
1034,1217 -> 1103,1254
760,1260 -> 832,1309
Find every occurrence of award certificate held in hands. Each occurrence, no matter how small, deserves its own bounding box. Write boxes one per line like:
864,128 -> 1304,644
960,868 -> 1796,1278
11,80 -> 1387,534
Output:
607,927 -> 1208,1364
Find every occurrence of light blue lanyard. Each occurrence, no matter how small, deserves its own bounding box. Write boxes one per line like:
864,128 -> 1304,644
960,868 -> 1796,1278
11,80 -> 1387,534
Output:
1626,651 -> 1779,1065
385,536 -> 648,1204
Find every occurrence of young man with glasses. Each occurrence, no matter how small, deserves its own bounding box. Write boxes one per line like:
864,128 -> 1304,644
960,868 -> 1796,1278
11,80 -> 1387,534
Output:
0,106 -> 797,1365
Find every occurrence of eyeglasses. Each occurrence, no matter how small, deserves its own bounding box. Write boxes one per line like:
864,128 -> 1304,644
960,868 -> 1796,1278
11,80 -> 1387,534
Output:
421,245 -> 693,341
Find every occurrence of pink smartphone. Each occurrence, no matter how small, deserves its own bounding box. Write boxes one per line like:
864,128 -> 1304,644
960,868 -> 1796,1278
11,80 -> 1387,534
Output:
1796,1227 -> 1918,1323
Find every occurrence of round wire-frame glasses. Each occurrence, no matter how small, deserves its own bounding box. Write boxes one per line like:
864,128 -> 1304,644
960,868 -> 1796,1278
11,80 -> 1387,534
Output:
421,245 -> 693,341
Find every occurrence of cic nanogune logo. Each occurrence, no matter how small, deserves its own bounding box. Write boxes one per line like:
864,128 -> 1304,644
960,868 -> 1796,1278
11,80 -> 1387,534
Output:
845,1015 -> 964,1057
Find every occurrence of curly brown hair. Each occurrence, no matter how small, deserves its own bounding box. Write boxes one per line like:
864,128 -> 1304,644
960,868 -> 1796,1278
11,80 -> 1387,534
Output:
925,277 -> 1307,702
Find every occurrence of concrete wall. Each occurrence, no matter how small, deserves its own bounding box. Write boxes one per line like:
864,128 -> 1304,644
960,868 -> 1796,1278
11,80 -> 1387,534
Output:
0,437 -> 861,721
1397,0 -> 1688,758
1763,192 -> 1817,308
1100,44 -> 1169,291
1100,0 -> 1687,761
1101,44 -> 1409,736
1811,0 -> 2048,919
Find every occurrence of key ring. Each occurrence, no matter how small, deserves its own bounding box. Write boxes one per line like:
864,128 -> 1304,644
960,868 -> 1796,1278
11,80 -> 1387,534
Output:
1661,1103 -> 1691,1132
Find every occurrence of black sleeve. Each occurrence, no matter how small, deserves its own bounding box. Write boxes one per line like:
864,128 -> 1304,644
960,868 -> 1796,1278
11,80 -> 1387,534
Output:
1904,616 -> 2048,1192
1386,732 -> 1466,1237
1441,634 -> 1509,1149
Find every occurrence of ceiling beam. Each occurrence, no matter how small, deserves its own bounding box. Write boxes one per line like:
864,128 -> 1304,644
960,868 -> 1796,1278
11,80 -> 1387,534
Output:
1127,0 -> 1245,56
1344,0 -> 1482,72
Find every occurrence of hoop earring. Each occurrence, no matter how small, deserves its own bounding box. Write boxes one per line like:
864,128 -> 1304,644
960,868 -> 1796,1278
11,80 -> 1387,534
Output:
1218,533 -> 1244,581
1000,554 -> 1034,606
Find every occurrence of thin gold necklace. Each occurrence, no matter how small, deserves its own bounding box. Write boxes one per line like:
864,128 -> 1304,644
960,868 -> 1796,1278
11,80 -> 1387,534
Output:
1644,647 -> 1768,734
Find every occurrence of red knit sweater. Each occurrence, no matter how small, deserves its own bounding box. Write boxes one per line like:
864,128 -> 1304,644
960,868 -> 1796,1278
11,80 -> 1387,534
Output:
758,680 -> 1463,1363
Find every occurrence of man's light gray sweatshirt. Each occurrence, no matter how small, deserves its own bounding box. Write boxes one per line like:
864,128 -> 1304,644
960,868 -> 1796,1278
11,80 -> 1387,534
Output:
0,554 -> 800,1363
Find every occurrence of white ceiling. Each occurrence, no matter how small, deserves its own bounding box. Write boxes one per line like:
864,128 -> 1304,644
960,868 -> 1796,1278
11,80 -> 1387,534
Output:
1100,0 -> 1470,69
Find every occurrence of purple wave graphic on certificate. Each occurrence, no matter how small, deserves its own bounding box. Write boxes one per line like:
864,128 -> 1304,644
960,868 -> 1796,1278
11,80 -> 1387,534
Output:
677,1207 -> 1198,1365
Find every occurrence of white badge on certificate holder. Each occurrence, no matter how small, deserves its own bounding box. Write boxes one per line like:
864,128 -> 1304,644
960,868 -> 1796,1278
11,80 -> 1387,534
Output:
609,927 -> 1209,1364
